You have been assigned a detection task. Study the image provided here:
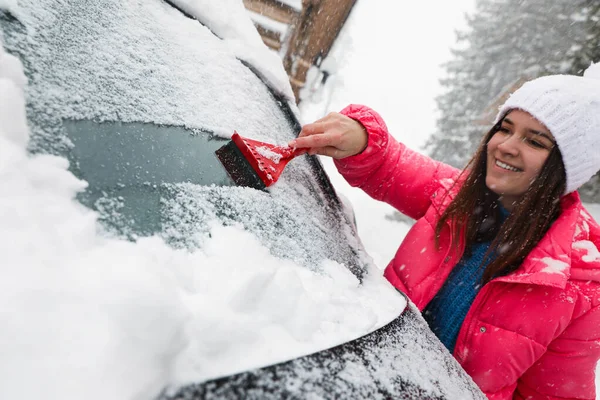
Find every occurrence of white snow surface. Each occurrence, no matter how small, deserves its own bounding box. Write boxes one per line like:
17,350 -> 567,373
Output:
0,0 -> 19,15
248,10 -> 290,36
0,7 -> 406,400
170,0 -> 295,102
584,62 -> 600,80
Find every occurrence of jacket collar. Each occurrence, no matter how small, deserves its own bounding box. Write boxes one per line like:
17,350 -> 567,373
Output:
493,193 -> 581,289
433,179 -> 589,289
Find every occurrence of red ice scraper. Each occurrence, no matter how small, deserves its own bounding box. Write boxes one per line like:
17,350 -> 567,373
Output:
216,131 -> 306,190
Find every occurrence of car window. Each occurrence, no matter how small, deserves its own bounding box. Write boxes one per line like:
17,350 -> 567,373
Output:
0,0 -> 365,276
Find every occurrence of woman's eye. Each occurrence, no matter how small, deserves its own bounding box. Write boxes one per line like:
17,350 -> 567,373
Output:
527,138 -> 546,149
498,127 -> 511,134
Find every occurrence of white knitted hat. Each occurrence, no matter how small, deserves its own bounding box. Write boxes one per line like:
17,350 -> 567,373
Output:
496,63 -> 600,194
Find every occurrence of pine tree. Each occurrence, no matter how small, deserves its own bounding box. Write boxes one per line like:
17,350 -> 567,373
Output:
574,1 -> 600,201
426,0 -> 600,200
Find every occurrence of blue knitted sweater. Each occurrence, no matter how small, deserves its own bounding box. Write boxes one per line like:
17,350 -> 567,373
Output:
422,208 -> 508,353
422,241 -> 491,353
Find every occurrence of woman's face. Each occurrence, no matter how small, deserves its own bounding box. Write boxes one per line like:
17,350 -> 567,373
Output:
486,109 -> 556,210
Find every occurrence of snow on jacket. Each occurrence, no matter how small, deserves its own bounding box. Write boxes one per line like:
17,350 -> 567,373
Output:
334,104 -> 600,400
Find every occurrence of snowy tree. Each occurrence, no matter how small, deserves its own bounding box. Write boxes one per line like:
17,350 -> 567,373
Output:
426,0 -> 600,200
574,1 -> 600,201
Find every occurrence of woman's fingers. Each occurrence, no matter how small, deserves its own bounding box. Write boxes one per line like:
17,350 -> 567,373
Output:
289,112 -> 367,158
297,121 -> 328,138
298,112 -> 340,137
292,132 -> 338,149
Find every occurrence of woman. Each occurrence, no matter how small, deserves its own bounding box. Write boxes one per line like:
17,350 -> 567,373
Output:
290,64 -> 600,399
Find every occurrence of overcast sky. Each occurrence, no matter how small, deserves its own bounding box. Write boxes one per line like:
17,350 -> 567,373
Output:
319,1 -> 477,151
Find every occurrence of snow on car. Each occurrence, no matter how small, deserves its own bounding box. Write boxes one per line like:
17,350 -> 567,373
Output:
0,1 -> 483,399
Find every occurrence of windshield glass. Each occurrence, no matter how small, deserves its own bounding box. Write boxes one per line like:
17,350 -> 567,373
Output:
3,0 -> 365,275
0,0 -> 407,397
63,120 -> 232,238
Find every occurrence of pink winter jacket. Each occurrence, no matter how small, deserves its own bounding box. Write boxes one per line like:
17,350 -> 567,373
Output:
334,105 -> 600,399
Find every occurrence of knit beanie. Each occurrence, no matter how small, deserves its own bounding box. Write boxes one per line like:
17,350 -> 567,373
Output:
495,63 -> 600,194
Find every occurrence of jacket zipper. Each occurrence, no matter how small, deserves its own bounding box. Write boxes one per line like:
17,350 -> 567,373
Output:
449,216 -> 489,364
454,281 -> 494,363
435,192 -> 490,364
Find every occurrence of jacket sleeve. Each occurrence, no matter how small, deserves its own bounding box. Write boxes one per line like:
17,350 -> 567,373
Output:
333,104 -> 458,220
513,304 -> 600,399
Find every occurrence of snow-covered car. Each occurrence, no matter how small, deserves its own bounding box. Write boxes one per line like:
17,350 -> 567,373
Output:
0,0 -> 484,399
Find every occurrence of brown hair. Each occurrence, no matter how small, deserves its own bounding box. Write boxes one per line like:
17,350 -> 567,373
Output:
435,115 -> 567,284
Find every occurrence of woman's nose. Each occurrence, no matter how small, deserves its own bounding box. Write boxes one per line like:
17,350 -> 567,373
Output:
497,134 -> 521,155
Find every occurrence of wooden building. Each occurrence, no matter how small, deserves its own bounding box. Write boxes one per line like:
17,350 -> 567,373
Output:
243,0 -> 358,101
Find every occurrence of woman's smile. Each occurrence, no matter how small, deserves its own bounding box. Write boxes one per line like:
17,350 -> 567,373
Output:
493,158 -> 522,172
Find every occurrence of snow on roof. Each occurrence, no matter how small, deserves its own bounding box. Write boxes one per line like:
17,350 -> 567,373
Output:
278,0 -> 302,12
170,0 -> 295,102
248,9 -> 290,36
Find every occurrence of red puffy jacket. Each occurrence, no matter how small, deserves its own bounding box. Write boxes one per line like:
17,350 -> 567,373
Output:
334,104 -> 600,399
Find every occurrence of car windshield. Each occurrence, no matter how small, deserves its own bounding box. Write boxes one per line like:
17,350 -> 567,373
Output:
0,0 -> 406,396
63,120 -> 233,239
5,0 -> 363,274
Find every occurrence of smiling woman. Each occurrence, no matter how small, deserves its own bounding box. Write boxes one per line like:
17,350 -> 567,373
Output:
293,63 -> 600,399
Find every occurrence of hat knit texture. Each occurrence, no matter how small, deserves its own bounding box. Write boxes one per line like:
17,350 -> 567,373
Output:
496,62 -> 600,194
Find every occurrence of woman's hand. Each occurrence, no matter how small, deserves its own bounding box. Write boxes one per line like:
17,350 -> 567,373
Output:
288,112 -> 368,159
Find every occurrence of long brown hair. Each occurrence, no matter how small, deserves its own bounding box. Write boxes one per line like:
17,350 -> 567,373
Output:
435,116 -> 567,284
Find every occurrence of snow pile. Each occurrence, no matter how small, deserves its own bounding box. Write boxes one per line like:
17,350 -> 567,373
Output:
0,39 -> 27,147
247,10 -> 290,37
0,42 -> 189,400
0,37 -> 405,400
170,0 -> 295,102
583,62 -> 600,80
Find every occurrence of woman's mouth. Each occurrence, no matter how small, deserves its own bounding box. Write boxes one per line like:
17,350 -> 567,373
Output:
495,159 -> 522,172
